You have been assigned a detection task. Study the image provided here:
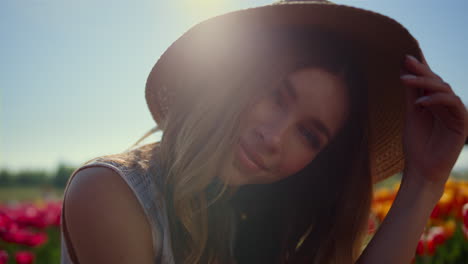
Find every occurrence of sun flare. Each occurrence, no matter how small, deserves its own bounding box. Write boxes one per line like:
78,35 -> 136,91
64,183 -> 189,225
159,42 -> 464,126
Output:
176,0 -> 230,20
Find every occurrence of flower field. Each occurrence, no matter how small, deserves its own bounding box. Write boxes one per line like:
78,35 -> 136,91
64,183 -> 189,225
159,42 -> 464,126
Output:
1,179 -> 467,263
0,200 -> 62,264
369,178 -> 468,263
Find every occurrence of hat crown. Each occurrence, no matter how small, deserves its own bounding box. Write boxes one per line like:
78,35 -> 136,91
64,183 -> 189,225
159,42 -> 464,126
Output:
273,0 -> 333,5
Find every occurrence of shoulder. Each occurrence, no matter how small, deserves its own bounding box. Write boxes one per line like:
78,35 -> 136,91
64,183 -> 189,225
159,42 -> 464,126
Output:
63,166 -> 156,263
85,142 -> 162,183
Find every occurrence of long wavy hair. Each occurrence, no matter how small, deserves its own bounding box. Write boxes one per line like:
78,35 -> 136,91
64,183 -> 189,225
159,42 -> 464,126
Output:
228,27 -> 372,264
88,26 -> 373,264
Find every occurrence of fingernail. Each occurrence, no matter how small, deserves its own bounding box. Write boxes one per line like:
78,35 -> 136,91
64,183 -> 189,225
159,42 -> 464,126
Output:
406,54 -> 418,62
415,96 -> 430,104
401,74 -> 417,80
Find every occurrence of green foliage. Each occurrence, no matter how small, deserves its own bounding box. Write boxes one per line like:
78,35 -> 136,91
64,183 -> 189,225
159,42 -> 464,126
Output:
0,163 -> 77,189
14,171 -> 50,187
52,164 -> 76,189
0,187 -> 63,202
0,170 -> 13,186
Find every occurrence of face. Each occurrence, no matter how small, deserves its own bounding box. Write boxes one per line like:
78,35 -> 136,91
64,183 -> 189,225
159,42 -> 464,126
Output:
223,67 -> 350,186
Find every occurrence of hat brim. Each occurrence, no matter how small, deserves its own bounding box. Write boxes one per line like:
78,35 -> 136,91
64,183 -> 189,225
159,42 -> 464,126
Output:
145,2 -> 423,183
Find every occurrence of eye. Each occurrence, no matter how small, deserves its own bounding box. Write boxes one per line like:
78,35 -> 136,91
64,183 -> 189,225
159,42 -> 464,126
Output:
298,126 -> 321,149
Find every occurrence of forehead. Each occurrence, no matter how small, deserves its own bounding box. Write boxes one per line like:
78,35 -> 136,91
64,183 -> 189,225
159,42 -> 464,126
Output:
286,67 -> 350,137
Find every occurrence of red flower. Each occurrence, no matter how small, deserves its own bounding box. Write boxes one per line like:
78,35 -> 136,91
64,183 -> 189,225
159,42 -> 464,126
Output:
430,204 -> 441,219
432,232 -> 445,246
416,240 -> 425,255
367,215 -> 377,234
428,226 -> 446,246
15,251 -> 34,264
427,239 -> 436,256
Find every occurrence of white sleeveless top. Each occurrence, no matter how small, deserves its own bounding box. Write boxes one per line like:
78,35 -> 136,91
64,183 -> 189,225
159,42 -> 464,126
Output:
60,145 -> 176,264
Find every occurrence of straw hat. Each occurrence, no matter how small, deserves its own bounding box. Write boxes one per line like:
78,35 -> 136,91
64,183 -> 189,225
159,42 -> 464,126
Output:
145,0 -> 424,183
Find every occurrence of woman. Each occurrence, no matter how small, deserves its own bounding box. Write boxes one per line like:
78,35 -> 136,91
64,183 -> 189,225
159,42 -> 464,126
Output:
60,1 -> 468,264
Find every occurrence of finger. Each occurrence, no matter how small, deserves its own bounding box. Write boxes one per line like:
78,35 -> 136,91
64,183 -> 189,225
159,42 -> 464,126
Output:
416,94 -> 468,137
401,75 -> 453,94
403,55 -> 441,80
415,93 -> 468,123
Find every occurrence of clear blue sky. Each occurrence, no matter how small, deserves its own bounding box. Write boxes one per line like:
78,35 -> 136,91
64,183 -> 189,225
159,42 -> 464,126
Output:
1,0 -> 467,172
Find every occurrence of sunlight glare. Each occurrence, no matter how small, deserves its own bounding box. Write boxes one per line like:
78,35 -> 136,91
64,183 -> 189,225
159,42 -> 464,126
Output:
176,0 -> 230,21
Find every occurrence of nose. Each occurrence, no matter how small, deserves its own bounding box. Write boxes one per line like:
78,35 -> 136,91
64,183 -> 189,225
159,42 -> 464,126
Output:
254,119 -> 287,154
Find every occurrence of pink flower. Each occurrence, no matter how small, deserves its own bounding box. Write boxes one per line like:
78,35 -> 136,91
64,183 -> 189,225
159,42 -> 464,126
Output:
462,203 -> 468,239
10,229 -> 34,245
0,213 -> 13,233
14,251 -> 34,264
462,203 -> 468,228
0,224 -> 24,244
0,250 -> 8,264
25,232 -> 48,247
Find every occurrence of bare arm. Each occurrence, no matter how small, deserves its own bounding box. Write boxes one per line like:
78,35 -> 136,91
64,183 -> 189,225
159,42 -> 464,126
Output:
64,167 -> 156,264
355,169 -> 443,264
355,52 -> 468,264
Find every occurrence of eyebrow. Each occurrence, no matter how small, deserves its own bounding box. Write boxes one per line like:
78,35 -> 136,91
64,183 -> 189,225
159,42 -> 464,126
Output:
283,78 -> 331,141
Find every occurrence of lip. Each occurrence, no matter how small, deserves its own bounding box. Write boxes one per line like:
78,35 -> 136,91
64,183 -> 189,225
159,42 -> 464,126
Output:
237,140 -> 268,172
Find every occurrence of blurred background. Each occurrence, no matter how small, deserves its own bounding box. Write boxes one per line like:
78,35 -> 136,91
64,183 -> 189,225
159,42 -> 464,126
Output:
1,0 -> 467,263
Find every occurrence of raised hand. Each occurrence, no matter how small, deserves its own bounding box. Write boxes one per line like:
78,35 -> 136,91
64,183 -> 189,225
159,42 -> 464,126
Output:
400,53 -> 468,190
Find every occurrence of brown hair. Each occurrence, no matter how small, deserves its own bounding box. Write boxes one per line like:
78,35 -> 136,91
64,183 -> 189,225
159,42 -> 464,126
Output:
232,98 -> 371,264
230,26 -> 372,264
90,26 -> 372,263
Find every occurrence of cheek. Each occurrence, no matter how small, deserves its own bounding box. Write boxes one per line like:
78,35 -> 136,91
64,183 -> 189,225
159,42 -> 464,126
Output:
244,92 -> 281,124
277,147 -> 315,179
